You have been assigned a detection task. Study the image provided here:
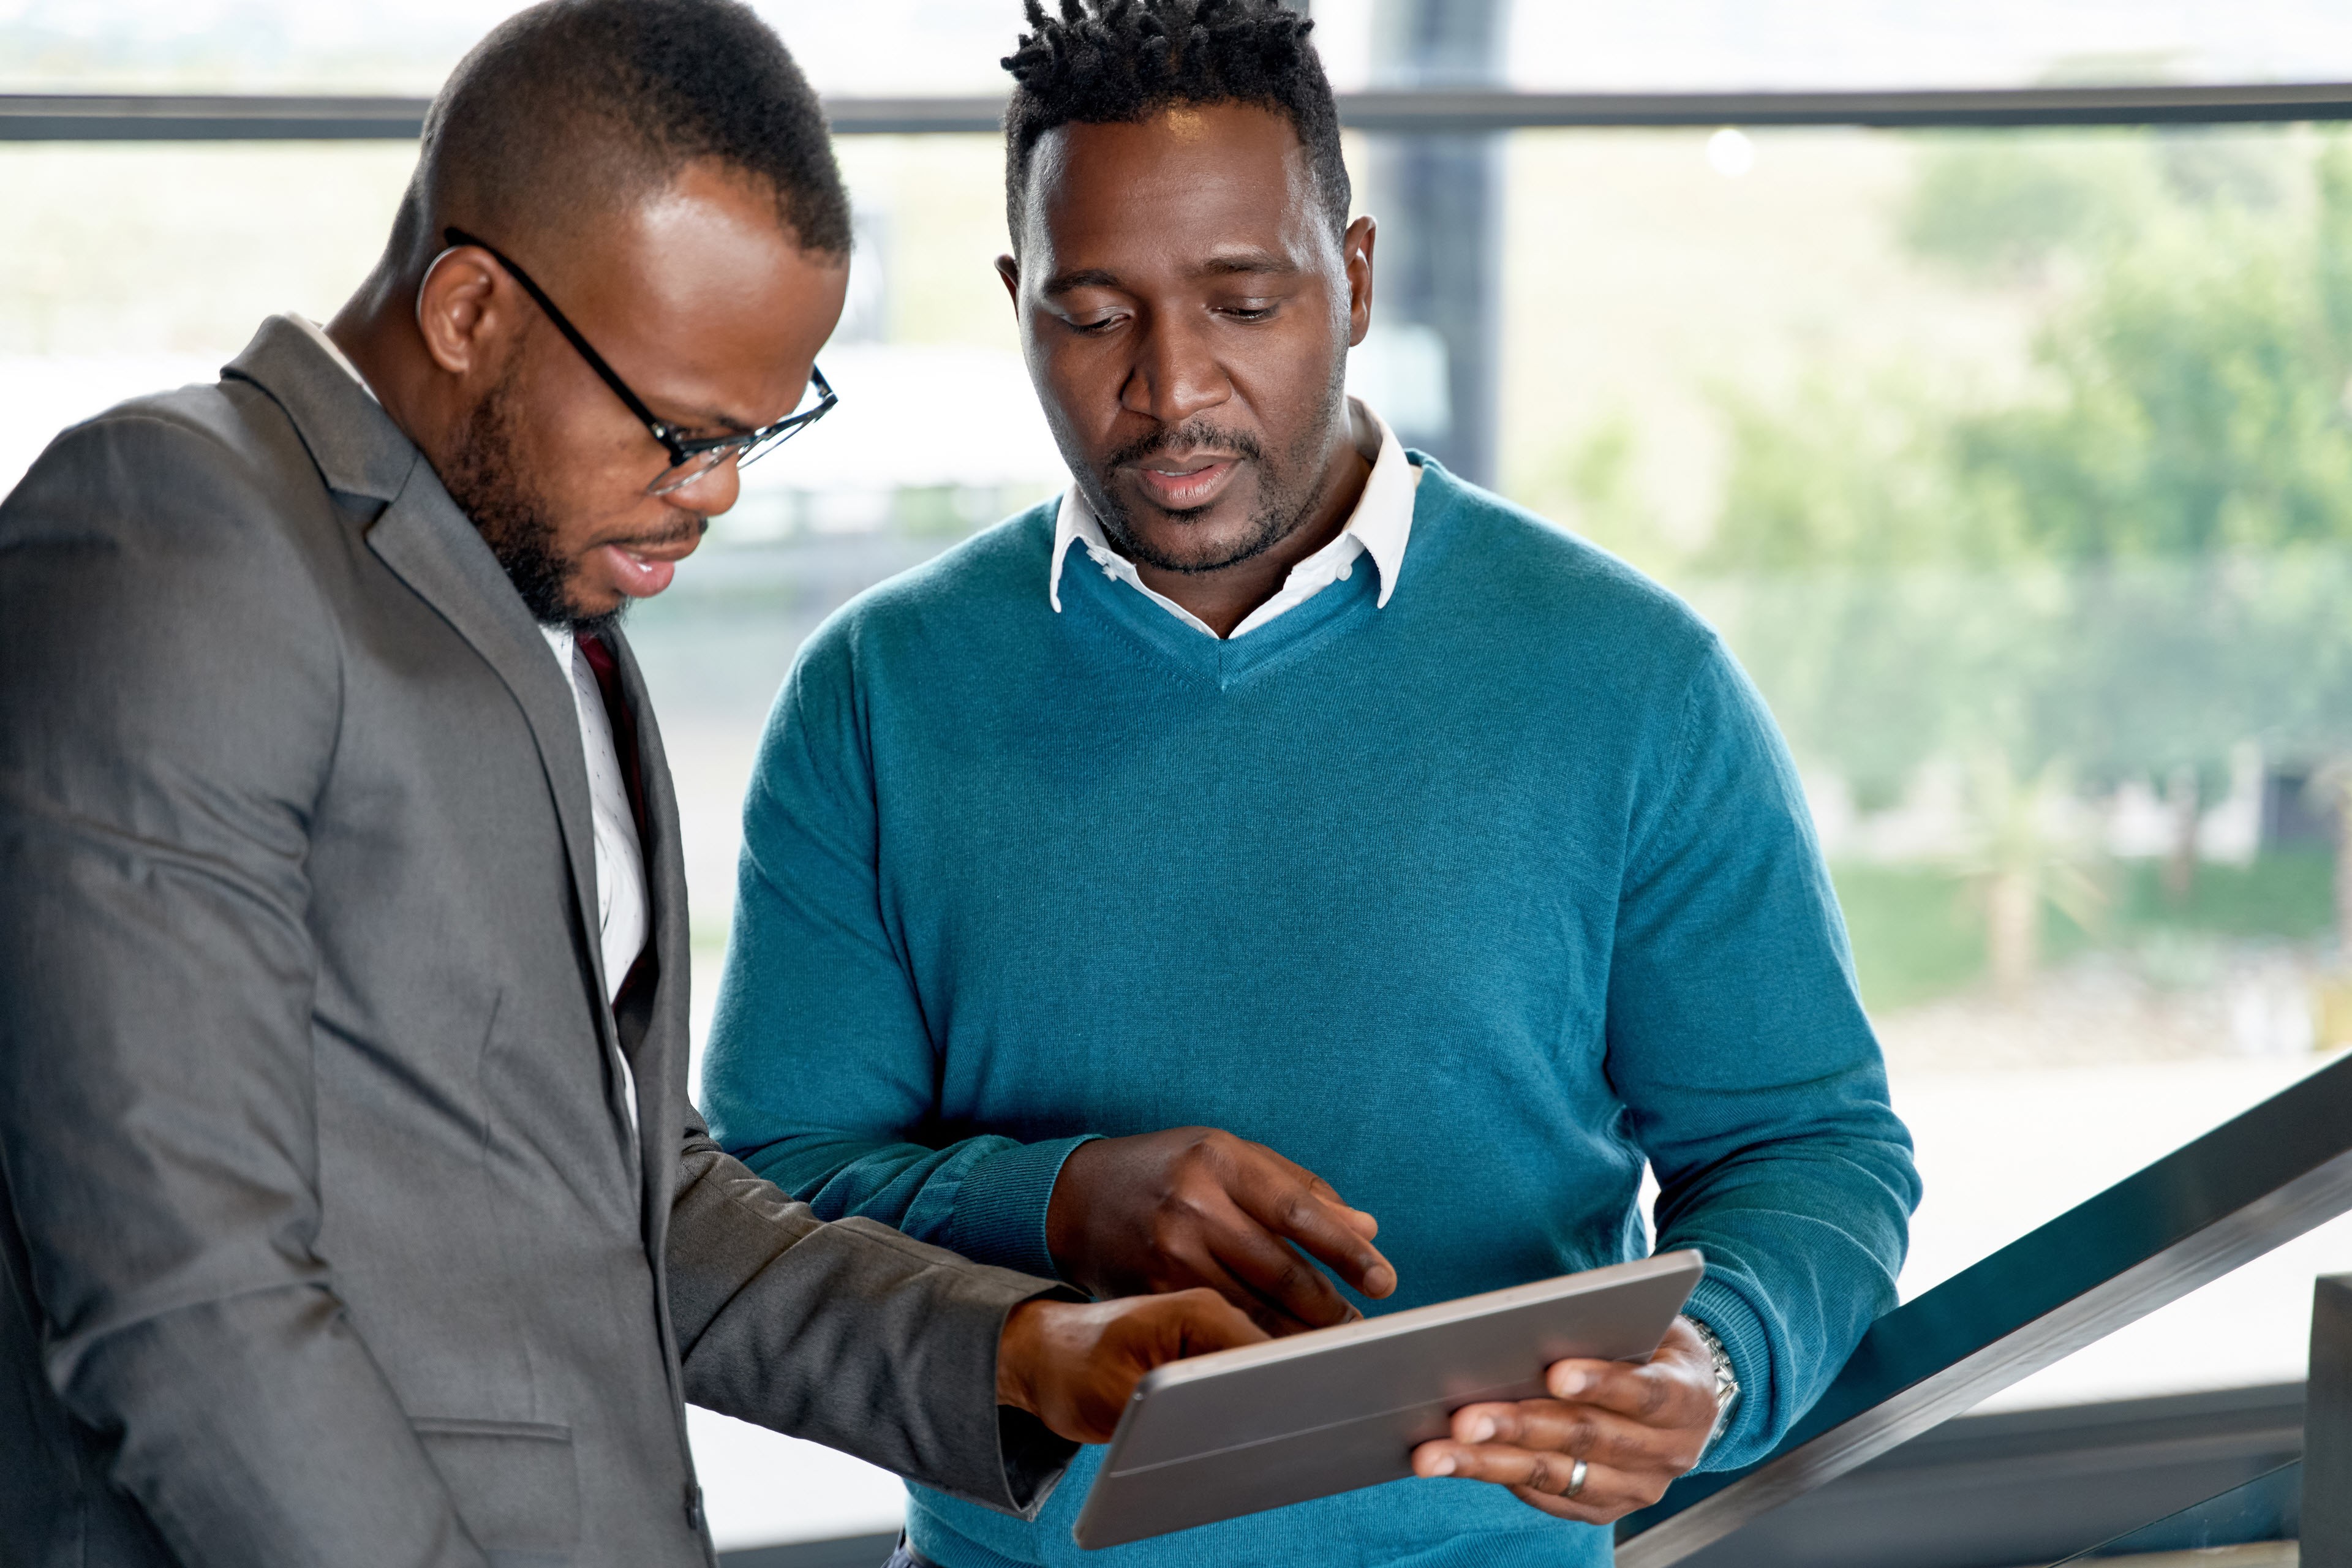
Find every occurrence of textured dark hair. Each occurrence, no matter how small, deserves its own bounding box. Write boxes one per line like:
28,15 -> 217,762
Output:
403,0 -> 850,263
1001,0 -> 1349,246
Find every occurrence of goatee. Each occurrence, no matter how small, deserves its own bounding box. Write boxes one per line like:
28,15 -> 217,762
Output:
441,364 -> 623,639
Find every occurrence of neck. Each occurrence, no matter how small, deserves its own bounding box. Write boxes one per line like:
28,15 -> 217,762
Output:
1131,421 -> 1373,639
325,269 -> 455,467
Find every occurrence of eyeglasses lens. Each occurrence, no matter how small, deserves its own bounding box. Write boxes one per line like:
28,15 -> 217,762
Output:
642,374 -> 833,498
735,423 -> 807,474
647,447 -> 733,499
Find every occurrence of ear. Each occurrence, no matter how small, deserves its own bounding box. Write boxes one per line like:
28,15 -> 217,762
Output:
414,241 -> 520,380
995,253 -> 1022,315
1343,216 -> 1376,349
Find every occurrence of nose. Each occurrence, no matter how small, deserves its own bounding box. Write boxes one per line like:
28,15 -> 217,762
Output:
666,450 -> 743,517
1120,307 -> 1231,428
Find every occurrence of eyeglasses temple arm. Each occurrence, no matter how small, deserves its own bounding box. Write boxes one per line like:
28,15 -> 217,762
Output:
440,227 -> 679,457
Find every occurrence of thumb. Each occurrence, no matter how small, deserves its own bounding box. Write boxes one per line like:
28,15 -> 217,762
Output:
1168,1287 -> 1272,1356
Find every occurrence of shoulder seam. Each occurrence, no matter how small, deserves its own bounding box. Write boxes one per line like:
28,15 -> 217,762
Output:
45,398 -> 353,819
1624,635 -> 1723,891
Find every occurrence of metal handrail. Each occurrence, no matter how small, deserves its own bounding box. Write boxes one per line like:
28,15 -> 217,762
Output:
1340,81 -> 2352,130
1618,1049 -> 2352,1567
2,81 -> 2352,140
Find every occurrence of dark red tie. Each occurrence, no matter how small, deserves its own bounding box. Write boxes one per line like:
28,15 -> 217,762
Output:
575,634 -> 649,843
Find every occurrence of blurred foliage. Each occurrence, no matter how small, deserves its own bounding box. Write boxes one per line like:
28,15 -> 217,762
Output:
1830,861 -> 2002,1012
1710,132 -> 2352,577
1833,848 -> 2336,1014
1537,409 -> 1681,575
1900,134 -> 2156,283
1898,129 -> 2293,287
1951,755 -> 2108,1000
2108,846 -> 2341,943
1686,128 -> 2352,989
1698,130 -> 2352,782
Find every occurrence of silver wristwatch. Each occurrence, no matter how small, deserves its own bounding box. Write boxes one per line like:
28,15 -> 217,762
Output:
1684,1316 -> 1741,1457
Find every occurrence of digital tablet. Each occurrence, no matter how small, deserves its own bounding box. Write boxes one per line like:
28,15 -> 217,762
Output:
1072,1249 -> 1706,1550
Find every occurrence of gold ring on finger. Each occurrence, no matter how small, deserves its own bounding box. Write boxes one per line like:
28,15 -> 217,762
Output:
1566,1457 -> 1589,1499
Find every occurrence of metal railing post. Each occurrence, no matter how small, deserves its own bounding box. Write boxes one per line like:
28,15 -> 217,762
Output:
2307,1275 -> 2352,1564
1618,1051 -> 2352,1566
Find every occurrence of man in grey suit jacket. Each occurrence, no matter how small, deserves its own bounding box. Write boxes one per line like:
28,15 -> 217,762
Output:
0,4 -> 1259,1564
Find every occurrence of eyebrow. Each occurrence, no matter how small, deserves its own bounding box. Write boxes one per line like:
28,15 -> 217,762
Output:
1194,251 -> 1300,280
1039,251 -> 1304,297
1040,266 -> 1123,297
1039,265 -> 1119,296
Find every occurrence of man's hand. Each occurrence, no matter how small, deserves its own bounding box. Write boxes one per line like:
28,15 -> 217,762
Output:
996,1289 -> 1270,1444
1046,1128 -> 1398,1334
1408,1316 -> 1722,1523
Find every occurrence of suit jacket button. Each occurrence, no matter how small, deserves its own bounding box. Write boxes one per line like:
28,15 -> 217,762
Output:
685,1484 -> 704,1529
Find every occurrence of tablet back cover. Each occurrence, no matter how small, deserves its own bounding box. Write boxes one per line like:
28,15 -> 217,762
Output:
1072,1251 -> 1705,1550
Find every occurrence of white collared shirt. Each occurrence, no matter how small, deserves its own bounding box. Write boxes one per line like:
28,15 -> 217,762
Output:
298,315 -> 647,1126
539,625 -> 652,1014
1048,397 -> 1420,639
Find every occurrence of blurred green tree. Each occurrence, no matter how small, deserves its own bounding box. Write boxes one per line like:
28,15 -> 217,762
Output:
1700,130 -> 2352,976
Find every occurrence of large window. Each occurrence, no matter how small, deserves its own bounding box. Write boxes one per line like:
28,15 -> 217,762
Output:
10,4 -> 2352,1551
1490,123 -> 2352,1419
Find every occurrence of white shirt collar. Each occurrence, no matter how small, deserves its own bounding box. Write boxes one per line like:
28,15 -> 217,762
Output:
1048,398 -> 1420,639
293,315 -> 380,405
539,623 -> 576,676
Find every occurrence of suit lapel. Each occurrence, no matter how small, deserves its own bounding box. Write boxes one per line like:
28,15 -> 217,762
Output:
598,633 -> 693,1414
603,629 -> 687,1257
363,473 -> 611,1005
224,317 -> 622,1090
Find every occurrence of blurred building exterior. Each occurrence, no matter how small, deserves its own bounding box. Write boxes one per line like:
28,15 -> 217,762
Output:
1363,0 -> 1507,485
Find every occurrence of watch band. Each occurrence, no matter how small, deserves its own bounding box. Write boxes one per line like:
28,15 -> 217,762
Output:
1684,1316 -> 1741,1457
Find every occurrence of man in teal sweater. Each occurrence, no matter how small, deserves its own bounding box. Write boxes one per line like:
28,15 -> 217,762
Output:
704,3 -> 1918,1563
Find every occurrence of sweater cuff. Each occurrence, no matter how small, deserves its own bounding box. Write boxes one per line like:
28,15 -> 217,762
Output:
945,1134 -> 1101,1281
1678,1273 -> 1774,1471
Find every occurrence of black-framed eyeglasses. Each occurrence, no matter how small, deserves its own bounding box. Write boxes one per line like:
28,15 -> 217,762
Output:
441,226 -> 837,499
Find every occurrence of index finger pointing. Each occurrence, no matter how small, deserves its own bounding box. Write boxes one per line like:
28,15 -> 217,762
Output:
1226,1147 -> 1398,1299
1299,1171 -> 1381,1242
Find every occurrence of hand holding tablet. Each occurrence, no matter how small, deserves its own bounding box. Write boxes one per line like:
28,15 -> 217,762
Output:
1072,1251 -> 1708,1548
1411,1310 -> 1725,1525
996,1289 -> 1271,1446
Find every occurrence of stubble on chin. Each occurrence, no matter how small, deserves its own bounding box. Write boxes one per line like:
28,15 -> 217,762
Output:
1083,371 -> 1351,577
1084,432 -> 1295,578
440,369 -> 618,636
1093,480 -> 1295,576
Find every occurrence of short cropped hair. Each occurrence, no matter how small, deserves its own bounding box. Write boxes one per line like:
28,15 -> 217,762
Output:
1001,0 -> 1350,246
404,0 -> 850,263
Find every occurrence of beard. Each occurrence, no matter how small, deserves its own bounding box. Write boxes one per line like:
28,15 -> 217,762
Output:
1083,363 -> 1351,577
440,361 -> 622,638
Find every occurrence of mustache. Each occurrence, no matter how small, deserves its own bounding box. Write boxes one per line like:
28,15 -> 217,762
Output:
603,510 -> 709,553
1105,420 -> 1265,472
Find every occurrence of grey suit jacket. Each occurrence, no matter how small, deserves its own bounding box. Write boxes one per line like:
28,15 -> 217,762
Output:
0,318 -> 1075,1568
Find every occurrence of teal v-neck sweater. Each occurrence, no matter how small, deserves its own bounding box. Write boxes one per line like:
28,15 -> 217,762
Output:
704,461 -> 1918,1568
